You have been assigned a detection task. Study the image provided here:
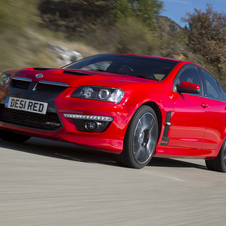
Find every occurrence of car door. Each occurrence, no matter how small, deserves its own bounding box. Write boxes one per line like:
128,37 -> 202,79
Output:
168,65 -> 210,149
200,69 -> 226,150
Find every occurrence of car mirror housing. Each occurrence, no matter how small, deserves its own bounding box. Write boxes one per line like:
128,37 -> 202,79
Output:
177,81 -> 200,94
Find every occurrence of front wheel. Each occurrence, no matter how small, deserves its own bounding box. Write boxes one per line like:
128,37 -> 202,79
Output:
205,139 -> 226,173
114,105 -> 158,169
0,130 -> 31,143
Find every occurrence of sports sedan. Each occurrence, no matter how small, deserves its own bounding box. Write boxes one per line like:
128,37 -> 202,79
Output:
0,54 -> 226,172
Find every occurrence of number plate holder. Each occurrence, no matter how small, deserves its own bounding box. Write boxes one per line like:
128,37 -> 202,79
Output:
4,97 -> 48,115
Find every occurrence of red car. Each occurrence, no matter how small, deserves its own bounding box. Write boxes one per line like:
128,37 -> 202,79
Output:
0,54 -> 226,172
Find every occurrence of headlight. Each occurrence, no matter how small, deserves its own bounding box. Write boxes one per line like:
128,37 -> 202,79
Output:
0,72 -> 10,87
71,86 -> 125,103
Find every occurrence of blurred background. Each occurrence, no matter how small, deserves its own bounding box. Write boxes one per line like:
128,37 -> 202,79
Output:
1,0 -> 226,88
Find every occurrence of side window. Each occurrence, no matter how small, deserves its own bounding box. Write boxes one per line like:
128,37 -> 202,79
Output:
219,85 -> 226,101
174,66 -> 203,96
201,70 -> 221,101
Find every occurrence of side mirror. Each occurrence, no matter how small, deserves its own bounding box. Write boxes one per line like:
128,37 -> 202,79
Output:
177,81 -> 200,94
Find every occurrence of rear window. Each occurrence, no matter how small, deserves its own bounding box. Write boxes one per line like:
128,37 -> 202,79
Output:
64,54 -> 178,81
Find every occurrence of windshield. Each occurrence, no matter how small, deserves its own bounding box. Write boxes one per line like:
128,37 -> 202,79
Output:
63,54 -> 178,81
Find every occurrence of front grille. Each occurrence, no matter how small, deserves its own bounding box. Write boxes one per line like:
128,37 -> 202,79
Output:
0,108 -> 62,131
34,83 -> 67,94
11,80 -> 31,90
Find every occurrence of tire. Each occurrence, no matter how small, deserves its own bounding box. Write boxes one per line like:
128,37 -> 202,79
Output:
205,139 -> 226,173
114,105 -> 158,169
0,130 -> 31,143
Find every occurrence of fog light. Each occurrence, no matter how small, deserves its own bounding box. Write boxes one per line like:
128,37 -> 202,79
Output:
64,113 -> 113,132
86,121 -> 97,131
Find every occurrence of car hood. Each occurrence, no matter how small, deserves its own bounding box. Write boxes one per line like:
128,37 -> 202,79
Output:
12,68 -> 160,89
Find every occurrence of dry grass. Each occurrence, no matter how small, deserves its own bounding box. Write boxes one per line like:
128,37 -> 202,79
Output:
0,0 -> 100,73
26,28 -> 101,57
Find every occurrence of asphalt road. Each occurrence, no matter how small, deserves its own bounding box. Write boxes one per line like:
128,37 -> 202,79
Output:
1,137 -> 226,226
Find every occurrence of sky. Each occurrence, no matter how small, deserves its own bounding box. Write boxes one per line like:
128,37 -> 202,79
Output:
161,0 -> 226,27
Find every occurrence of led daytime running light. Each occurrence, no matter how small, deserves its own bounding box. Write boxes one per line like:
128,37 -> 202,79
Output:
64,114 -> 113,122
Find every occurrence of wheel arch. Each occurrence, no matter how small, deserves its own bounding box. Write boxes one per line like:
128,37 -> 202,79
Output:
124,91 -> 165,144
141,101 -> 162,139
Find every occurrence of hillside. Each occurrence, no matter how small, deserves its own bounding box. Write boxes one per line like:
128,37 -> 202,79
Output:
0,0 -> 100,73
155,16 -> 183,33
0,0 -> 224,88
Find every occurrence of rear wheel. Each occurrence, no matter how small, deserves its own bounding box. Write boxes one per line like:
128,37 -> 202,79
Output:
114,105 -> 158,169
0,130 -> 31,143
205,139 -> 226,173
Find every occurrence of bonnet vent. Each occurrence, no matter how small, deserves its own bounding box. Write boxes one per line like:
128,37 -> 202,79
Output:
33,68 -> 53,71
63,70 -> 91,76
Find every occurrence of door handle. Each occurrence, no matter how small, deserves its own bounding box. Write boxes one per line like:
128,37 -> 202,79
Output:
201,102 -> 208,108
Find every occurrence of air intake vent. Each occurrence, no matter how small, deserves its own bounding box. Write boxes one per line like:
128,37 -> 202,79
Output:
35,83 -> 67,94
33,68 -> 53,71
11,79 -> 31,90
0,107 -> 62,131
63,70 -> 91,76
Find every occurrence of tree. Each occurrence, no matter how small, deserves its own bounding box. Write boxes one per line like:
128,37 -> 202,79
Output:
128,0 -> 163,28
38,0 -> 164,32
108,0 -> 163,28
182,4 -> 226,77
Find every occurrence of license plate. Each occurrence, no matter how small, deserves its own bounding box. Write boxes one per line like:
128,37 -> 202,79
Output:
5,97 -> 48,115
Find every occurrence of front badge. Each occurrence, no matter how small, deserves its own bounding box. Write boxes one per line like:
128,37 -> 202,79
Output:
35,73 -> 44,78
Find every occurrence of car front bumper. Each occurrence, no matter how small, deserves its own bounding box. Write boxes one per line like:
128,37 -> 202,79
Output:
0,91 -> 135,153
